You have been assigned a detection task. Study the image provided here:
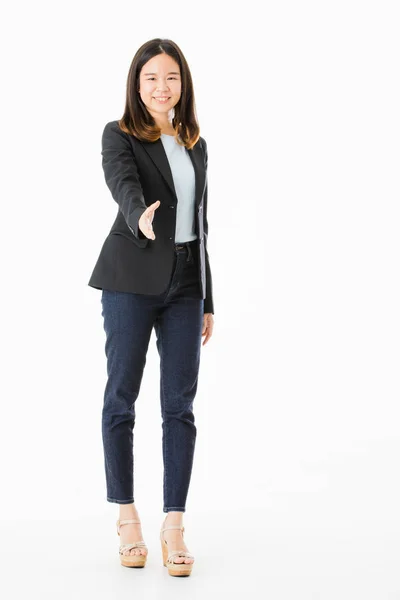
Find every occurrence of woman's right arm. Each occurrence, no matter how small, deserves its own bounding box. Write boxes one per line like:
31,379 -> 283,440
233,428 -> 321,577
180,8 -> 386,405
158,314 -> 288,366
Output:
101,121 -> 147,239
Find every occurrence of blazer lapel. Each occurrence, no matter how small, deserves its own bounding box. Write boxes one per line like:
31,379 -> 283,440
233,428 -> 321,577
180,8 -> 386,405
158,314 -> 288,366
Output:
139,138 -> 205,208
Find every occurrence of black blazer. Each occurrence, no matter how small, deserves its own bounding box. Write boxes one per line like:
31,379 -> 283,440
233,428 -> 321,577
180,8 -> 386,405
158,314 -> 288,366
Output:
87,121 -> 214,314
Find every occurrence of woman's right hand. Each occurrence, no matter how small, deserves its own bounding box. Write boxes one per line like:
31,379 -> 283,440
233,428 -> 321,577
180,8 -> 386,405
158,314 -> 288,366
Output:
138,200 -> 161,240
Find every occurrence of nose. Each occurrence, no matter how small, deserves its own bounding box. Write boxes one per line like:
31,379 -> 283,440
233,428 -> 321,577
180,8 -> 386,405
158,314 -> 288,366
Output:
157,76 -> 168,85
156,78 -> 170,91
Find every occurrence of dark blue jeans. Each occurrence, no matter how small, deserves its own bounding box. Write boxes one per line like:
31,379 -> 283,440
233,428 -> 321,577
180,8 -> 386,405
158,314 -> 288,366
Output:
100,240 -> 204,512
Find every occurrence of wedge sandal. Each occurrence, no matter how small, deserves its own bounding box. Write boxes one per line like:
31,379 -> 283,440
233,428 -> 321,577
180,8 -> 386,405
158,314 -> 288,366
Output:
160,523 -> 194,577
116,518 -> 148,568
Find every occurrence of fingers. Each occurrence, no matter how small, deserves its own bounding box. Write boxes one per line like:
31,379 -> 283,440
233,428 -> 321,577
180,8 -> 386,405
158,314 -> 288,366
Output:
141,201 -> 160,240
202,330 -> 211,345
145,200 -> 161,215
139,214 -> 155,240
201,318 -> 214,346
145,219 -> 155,240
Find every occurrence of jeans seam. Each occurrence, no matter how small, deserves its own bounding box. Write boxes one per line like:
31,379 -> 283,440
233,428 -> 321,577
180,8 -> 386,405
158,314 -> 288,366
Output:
159,323 -> 168,510
107,497 -> 135,503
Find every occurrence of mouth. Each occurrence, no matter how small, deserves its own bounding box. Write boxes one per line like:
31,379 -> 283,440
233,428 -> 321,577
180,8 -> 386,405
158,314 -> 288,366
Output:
153,97 -> 171,103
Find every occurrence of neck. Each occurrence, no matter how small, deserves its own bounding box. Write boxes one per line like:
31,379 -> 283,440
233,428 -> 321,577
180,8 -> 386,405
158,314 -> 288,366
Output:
151,110 -> 174,133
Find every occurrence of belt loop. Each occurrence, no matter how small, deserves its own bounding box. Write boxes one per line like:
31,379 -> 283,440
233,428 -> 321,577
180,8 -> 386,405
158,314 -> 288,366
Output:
186,242 -> 192,262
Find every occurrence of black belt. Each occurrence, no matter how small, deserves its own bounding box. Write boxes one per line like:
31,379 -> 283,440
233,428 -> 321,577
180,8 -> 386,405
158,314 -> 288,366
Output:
174,239 -> 197,261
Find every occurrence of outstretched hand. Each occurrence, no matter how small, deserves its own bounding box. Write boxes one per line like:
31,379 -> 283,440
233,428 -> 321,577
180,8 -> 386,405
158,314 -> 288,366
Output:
138,200 -> 161,240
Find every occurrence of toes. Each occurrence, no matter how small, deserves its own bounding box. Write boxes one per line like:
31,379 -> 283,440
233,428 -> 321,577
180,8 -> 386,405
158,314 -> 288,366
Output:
125,549 -> 140,556
135,548 -> 147,556
122,547 -> 147,556
173,556 -> 193,564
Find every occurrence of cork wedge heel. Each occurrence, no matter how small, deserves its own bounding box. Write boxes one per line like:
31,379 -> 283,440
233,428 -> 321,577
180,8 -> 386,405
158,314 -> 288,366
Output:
116,519 -> 148,568
160,523 -> 195,577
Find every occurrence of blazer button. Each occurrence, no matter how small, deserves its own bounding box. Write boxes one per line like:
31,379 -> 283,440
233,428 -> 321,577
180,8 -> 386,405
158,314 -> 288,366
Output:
199,205 -> 202,211
169,205 -> 174,208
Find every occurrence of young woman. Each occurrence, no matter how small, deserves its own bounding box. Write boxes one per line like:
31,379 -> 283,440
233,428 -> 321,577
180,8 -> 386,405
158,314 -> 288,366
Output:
88,38 -> 214,576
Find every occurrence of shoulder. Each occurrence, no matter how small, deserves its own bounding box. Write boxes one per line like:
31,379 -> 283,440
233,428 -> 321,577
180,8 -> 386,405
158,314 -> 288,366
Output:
102,120 -> 130,139
198,135 -> 208,167
102,120 -> 139,151
197,135 -> 207,158
198,135 -> 207,151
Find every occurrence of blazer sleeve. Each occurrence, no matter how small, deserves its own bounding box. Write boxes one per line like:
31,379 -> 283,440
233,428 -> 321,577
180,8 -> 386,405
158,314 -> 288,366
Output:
101,121 -> 147,239
202,138 -> 214,315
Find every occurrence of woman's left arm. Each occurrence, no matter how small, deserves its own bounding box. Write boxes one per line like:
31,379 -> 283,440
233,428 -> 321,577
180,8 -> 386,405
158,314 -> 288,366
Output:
201,138 -> 214,345
202,138 -> 214,315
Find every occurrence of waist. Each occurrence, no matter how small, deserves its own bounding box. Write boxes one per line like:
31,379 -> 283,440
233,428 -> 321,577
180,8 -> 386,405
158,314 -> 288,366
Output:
174,239 -> 198,251
174,239 -> 198,262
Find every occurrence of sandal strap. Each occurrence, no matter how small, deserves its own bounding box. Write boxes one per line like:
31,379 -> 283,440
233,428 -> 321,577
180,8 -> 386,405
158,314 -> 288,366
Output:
116,519 -> 142,535
120,540 -> 146,548
167,550 -> 194,562
161,525 -> 185,533
119,541 -> 147,550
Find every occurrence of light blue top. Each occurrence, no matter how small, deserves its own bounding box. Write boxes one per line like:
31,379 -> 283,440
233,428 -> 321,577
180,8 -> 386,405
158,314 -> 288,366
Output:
160,133 -> 197,243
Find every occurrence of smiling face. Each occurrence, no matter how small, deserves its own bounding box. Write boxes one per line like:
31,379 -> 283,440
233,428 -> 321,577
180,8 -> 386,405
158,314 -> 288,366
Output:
138,53 -> 182,124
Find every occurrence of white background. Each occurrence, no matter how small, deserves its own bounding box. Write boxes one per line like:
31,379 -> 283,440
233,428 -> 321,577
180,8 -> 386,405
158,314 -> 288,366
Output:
1,0 -> 399,598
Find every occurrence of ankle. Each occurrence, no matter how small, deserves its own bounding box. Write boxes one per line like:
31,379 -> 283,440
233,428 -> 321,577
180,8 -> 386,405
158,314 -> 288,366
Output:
119,503 -> 140,520
164,511 -> 184,525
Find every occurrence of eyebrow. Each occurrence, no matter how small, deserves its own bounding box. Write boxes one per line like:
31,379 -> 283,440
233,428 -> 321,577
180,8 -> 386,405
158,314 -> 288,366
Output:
143,72 -> 180,76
